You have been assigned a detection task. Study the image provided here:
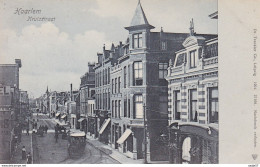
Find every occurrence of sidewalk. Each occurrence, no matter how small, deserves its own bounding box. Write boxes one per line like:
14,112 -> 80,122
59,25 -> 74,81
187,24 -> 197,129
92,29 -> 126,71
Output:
11,133 -> 32,164
52,117 -> 167,164
85,135 -> 143,164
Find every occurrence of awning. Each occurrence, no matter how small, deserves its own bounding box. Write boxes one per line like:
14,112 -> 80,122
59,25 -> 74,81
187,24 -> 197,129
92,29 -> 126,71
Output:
117,129 -> 132,144
98,118 -> 111,134
78,118 -> 86,122
61,114 -> 67,119
55,113 -> 60,117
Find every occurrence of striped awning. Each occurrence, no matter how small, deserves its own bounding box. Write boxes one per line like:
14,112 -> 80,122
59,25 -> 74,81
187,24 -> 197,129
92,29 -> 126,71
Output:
61,114 -> 67,119
78,118 -> 85,122
99,118 -> 111,134
117,129 -> 132,144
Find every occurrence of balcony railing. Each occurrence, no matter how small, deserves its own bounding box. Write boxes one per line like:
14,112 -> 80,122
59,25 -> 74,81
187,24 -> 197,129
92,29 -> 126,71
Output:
170,66 -> 183,73
203,56 -> 218,66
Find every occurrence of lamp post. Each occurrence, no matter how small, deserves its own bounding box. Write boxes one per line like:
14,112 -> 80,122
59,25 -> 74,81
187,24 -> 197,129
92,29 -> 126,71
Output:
143,103 -> 148,164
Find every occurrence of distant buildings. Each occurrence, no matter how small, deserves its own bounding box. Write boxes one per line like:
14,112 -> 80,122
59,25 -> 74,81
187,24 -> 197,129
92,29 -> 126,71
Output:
0,59 -> 22,162
79,63 -> 95,132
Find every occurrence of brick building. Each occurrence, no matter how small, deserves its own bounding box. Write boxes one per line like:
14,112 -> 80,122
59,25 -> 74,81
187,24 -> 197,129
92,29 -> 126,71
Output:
0,59 -> 22,162
79,63 -> 95,131
94,43 -> 123,142
109,1 -> 190,162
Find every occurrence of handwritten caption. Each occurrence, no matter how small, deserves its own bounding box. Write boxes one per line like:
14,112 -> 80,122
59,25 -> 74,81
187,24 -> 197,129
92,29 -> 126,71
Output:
14,8 -> 55,22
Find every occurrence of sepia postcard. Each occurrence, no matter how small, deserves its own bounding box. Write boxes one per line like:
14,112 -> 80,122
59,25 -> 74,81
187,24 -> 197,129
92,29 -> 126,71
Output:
0,0 -> 259,165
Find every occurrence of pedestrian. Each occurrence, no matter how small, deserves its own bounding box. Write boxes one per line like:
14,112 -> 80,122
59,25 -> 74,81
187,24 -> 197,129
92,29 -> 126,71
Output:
26,152 -> 32,164
35,122 -> 37,129
26,127 -> 29,136
45,125 -> 48,134
55,132 -> 58,143
22,146 -> 26,160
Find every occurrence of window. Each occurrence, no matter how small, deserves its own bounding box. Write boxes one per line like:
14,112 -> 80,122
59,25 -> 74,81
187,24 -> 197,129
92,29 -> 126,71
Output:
159,63 -> 168,79
128,99 -> 131,118
124,67 -> 127,88
189,89 -> 198,122
174,91 -> 181,120
112,79 -> 114,94
112,100 -> 114,118
190,50 -> 198,68
133,62 -> 143,86
103,69 -> 105,85
118,100 -> 121,118
124,99 -> 127,117
115,78 -> 117,93
108,68 -> 110,84
161,41 -> 167,50
108,93 -> 110,110
134,95 -> 143,118
159,95 -> 168,114
4,119 -> 9,128
209,87 -> 218,123
133,33 -> 143,48
118,77 -> 121,93
128,65 -> 130,87
115,100 -> 118,118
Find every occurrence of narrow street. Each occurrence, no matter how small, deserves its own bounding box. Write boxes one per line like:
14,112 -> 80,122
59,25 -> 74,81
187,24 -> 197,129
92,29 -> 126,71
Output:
12,113 -> 119,164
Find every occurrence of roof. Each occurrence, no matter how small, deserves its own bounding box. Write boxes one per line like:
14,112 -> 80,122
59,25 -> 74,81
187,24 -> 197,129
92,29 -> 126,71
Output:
130,1 -> 149,26
125,1 -> 154,30
70,132 -> 86,137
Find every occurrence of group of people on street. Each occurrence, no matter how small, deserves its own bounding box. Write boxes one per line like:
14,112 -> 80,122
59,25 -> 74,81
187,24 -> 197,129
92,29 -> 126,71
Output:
39,125 -> 48,133
21,146 -> 32,164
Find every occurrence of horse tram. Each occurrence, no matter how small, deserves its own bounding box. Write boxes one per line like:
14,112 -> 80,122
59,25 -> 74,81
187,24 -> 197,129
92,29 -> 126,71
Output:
67,132 -> 86,158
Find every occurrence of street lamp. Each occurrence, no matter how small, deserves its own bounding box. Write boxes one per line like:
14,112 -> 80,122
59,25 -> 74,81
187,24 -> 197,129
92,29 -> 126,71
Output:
168,124 -> 181,164
143,104 -> 148,164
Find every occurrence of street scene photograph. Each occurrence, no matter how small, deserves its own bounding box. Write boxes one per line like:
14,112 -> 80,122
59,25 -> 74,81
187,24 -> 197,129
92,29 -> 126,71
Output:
0,0 -> 218,164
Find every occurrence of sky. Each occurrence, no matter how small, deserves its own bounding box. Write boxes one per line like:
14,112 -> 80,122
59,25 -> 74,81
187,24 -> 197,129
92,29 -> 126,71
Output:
0,0 -> 217,98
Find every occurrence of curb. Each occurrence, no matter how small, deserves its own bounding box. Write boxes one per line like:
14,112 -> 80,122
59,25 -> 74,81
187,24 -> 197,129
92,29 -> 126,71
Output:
85,139 -> 121,164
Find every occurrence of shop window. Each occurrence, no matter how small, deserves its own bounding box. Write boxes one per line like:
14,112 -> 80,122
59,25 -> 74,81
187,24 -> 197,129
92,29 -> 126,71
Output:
209,87 -> 218,123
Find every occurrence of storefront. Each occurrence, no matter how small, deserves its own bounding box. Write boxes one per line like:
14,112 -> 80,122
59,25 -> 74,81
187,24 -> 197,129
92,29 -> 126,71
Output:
169,123 -> 218,164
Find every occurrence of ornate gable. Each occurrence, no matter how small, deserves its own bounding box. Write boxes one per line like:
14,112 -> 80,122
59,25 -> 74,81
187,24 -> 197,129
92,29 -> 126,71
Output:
182,36 -> 206,48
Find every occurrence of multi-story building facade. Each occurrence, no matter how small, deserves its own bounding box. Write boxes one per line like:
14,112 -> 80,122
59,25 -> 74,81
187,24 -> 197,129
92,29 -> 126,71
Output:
0,59 -> 22,162
19,90 -> 29,119
86,98 -> 96,137
166,21 -> 218,163
109,1 -> 192,162
79,63 -> 95,131
94,44 -> 122,142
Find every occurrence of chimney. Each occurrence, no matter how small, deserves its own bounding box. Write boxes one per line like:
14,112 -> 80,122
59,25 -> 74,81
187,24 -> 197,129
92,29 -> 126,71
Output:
15,59 -> 22,68
70,83 -> 73,101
